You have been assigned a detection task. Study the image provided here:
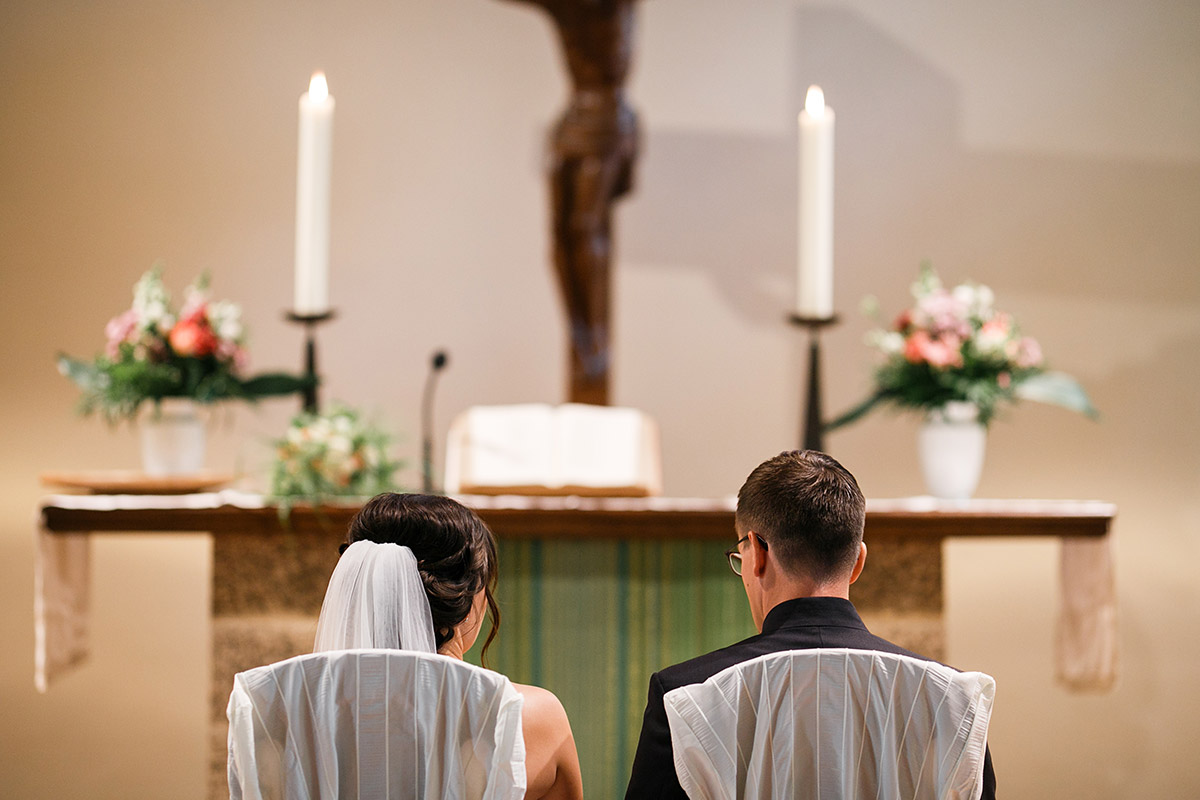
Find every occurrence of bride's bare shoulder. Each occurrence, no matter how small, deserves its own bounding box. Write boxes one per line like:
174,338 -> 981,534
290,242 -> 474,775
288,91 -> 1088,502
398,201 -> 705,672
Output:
511,683 -> 582,800
512,683 -> 569,731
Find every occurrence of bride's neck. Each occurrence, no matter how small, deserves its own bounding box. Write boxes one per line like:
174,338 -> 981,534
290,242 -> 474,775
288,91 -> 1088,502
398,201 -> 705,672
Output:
438,628 -> 469,660
438,643 -> 466,660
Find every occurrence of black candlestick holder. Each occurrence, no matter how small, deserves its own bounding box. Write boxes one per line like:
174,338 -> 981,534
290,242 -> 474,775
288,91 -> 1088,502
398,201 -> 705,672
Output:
285,310 -> 336,414
788,312 -> 840,453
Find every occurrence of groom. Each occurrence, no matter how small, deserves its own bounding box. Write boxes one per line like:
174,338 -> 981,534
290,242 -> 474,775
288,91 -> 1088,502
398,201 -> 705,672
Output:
623,449 -> 996,799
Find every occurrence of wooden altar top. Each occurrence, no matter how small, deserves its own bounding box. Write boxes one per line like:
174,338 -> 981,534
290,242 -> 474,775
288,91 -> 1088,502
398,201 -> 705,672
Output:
39,491 -> 1115,541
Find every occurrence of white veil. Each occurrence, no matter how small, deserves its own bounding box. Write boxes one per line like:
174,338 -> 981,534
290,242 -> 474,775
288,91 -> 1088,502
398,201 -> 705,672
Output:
313,540 -> 438,653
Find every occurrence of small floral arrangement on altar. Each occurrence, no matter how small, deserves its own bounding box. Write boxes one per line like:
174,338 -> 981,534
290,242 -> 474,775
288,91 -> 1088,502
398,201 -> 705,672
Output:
269,405 -> 402,510
827,264 -> 1097,430
57,265 -> 308,422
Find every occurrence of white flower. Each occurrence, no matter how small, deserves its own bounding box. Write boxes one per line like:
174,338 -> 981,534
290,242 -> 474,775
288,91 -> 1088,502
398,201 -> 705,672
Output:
953,282 -> 995,319
911,268 -> 942,299
179,285 -> 209,319
866,329 -> 905,355
975,328 -> 1007,355
974,312 -> 1012,356
335,455 -> 358,479
879,331 -> 905,355
974,284 -> 995,314
132,269 -> 172,329
140,302 -> 169,330
311,418 -> 333,442
206,300 -> 242,341
361,445 -> 381,467
322,448 -> 349,477
952,284 -> 976,309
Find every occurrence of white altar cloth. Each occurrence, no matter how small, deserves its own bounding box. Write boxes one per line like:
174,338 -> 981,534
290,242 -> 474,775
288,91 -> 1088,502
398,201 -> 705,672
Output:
34,492 -> 1117,692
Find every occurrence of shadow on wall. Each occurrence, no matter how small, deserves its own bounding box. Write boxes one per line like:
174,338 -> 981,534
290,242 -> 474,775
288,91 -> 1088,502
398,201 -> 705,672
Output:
621,6 -> 1200,328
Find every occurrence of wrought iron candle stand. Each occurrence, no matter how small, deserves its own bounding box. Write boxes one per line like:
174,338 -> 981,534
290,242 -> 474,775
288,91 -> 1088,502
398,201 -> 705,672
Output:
788,313 -> 839,453
285,310 -> 335,414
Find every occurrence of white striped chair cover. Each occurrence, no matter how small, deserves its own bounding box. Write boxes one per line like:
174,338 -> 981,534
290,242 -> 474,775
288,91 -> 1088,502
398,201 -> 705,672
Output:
664,648 -> 994,800
227,649 -> 526,800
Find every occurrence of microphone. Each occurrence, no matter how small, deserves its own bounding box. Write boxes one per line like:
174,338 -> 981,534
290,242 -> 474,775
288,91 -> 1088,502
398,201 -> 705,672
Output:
421,350 -> 450,493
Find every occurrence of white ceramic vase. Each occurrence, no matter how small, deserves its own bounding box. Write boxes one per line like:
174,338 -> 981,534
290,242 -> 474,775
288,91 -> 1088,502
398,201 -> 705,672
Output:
918,401 -> 986,500
140,398 -> 206,475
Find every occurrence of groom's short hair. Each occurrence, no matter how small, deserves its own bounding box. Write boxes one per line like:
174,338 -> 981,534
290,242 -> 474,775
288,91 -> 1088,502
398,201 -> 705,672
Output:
735,450 -> 866,583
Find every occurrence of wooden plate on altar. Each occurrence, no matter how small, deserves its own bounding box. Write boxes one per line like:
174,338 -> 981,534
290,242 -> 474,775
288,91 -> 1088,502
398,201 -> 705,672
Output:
39,470 -> 235,495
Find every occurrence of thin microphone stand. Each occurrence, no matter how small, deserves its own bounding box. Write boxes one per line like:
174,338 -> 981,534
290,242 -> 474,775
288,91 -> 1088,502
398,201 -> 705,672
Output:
421,351 -> 449,493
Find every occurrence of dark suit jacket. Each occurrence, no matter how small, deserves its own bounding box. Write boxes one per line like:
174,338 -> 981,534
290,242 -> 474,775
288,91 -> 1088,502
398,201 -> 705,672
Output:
623,596 -> 996,799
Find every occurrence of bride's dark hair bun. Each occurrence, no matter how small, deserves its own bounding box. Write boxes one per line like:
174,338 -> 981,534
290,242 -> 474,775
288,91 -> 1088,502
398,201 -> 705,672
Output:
346,493 -> 500,658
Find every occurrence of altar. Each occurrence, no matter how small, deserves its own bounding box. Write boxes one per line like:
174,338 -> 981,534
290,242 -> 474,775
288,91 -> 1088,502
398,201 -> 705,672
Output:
37,492 -> 1115,800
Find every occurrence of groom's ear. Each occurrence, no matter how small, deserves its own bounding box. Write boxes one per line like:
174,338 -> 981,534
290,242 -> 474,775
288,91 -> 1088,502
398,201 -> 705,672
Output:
749,533 -> 770,578
848,541 -> 867,585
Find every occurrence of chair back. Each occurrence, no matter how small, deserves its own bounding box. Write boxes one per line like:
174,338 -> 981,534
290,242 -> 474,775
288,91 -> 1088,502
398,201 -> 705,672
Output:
227,649 -> 525,800
664,648 -> 994,800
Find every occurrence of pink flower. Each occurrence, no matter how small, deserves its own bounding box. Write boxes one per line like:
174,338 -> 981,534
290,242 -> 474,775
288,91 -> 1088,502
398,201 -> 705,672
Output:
924,335 -> 964,368
1014,337 -> 1043,368
980,312 -> 1011,338
169,317 -> 218,357
104,309 -> 139,357
216,339 -> 248,372
915,289 -> 971,339
905,330 -> 963,368
998,372 -> 1011,389
976,312 -> 1013,356
904,330 -> 932,363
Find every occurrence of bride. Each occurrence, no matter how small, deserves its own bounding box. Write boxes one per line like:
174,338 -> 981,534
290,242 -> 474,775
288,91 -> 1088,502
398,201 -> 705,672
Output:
320,492 -> 584,800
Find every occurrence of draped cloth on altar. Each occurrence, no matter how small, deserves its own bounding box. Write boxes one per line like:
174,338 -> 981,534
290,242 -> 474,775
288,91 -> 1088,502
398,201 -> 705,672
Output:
30,494 -> 1113,734
33,490 -> 268,691
34,492 -> 1118,697
1057,535 -> 1119,691
33,525 -> 89,693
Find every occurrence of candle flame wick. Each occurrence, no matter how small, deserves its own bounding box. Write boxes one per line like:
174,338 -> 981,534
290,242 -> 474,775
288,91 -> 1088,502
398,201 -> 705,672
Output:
805,85 -> 825,117
309,72 -> 329,102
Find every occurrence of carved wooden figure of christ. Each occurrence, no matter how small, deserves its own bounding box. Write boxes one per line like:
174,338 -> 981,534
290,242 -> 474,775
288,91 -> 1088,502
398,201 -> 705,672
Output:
499,0 -> 641,406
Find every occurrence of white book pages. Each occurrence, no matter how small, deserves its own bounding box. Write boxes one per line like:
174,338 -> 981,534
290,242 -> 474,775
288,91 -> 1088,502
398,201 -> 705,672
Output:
460,404 -> 556,489
554,404 -> 644,488
445,404 -> 661,496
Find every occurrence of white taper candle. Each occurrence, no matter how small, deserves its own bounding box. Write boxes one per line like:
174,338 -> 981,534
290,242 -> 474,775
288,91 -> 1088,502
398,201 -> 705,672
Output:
294,72 -> 334,315
797,85 -> 834,318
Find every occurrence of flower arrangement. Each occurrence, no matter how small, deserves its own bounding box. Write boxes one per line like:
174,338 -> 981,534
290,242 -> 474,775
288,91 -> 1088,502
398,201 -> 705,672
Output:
827,264 -> 1096,430
270,406 -> 401,509
58,265 -> 308,422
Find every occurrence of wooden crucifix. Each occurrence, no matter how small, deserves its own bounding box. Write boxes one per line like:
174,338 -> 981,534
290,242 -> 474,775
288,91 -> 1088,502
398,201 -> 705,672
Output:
498,0 -> 641,406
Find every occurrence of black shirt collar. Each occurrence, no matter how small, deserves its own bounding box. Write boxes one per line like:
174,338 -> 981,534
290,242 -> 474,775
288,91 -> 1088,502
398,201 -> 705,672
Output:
760,596 -> 868,636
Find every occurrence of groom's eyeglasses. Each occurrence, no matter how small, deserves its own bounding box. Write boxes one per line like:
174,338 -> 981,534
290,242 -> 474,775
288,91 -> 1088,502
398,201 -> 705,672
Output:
725,534 -> 766,576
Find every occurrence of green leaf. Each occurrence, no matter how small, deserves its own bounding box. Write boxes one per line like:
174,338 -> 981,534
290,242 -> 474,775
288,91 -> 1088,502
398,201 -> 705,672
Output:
824,391 -> 889,432
1014,371 -> 1099,419
57,354 -> 104,391
240,372 -> 316,398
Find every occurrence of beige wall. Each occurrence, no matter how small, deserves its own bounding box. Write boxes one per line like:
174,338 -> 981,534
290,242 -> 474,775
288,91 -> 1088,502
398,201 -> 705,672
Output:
2,0 -> 1198,796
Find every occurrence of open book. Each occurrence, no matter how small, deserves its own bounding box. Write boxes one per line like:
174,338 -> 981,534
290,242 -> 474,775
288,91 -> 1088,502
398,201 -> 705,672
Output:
443,404 -> 663,497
